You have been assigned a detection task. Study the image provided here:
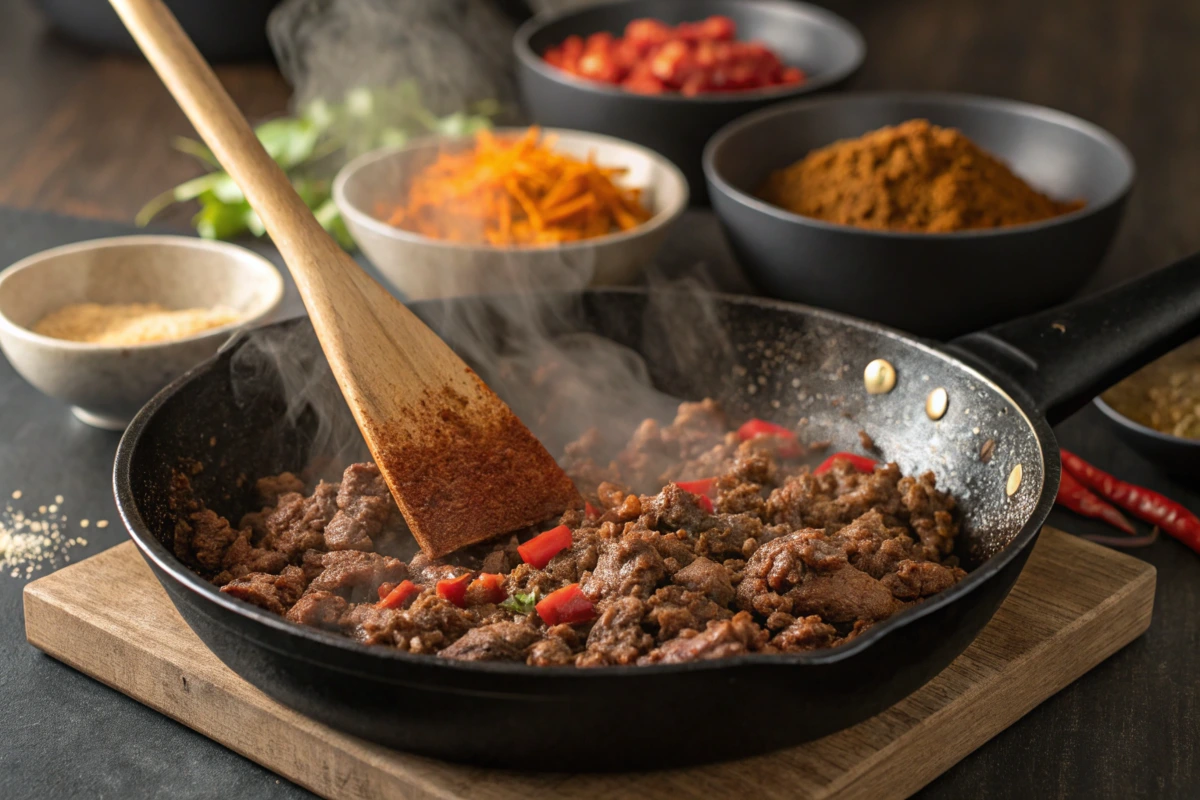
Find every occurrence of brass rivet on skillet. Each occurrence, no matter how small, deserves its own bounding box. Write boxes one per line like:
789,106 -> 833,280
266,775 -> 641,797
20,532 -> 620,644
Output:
1006,464 -> 1023,497
926,387 -> 949,420
864,359 -> 896,394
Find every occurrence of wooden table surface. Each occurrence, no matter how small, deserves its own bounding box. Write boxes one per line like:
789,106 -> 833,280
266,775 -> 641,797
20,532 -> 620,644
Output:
1,0 -> 1197,799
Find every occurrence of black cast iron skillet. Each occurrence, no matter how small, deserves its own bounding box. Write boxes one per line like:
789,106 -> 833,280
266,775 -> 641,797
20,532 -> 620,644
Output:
114,253 -> 1200,771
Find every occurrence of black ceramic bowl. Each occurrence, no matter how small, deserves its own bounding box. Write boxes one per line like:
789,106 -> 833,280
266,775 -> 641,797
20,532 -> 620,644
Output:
514,0 -> 865,203
34,0 -> 280,61
1094,398 -> 1200,484
704,92 -> 1135,339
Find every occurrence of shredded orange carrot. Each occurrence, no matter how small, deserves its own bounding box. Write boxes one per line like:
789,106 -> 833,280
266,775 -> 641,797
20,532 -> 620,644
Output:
383,127 -> 653,246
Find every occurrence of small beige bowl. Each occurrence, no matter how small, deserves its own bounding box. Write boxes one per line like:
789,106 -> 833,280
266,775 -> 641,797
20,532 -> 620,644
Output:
0,235 -> 284,430
333,127 -> 688,299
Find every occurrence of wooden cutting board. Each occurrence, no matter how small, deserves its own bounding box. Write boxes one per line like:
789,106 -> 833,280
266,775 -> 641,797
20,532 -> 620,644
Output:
24,529 -> 1154,800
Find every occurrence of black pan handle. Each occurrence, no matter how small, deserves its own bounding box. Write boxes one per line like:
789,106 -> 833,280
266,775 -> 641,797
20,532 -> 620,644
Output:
946,251 -> 1200,425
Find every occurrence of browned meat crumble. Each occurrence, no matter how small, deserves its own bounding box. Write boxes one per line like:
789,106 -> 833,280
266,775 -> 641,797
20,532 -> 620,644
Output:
172,399 -> 965,666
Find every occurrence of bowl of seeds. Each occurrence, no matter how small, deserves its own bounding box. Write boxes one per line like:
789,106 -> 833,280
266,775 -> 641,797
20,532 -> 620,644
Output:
0,235 -> 283,430
1095,337 -> 1200,482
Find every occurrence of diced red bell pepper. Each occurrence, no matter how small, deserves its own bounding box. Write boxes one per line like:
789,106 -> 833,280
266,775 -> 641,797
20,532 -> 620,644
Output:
517,523 -> 573,569
698,15 -> 736,41
675,477 -> 717,496
813,452 -> 878,476
695,494 -> 714,514
624,18 -> 671,48
535,583 -> 595,626
584,501 -> 602,521
680,72 -> 709,96
436,573 -> 472,608
578,53 -> 621,83
650,40 -> 691,84
376,579 -> 419,610
737,418 -> 801,457
467,572 -> 507,605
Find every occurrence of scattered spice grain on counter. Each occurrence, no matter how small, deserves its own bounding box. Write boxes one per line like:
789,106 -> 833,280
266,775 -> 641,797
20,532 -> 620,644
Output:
382,127 -> 652,246
33,302 -> 241,346
758,119 -> 1085,232
1,493 -> 88,579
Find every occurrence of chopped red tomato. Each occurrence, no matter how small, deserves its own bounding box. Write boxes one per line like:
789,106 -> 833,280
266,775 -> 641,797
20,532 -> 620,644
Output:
737,418 -> 801,457
536,583 -> 596,626
517,524 -> 573,569
813,452 -> 878,475
467,572 -> 507,605
542,15 -> 803,95
436,573 -> 472,608
376,580 -> 419,610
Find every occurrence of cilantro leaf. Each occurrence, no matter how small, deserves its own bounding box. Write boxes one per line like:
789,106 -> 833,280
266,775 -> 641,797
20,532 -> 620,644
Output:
500,590 -> 539,616
138,80 -> 499,250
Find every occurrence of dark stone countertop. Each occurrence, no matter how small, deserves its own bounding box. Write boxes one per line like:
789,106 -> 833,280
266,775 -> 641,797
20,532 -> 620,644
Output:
0,208 -> 1195,799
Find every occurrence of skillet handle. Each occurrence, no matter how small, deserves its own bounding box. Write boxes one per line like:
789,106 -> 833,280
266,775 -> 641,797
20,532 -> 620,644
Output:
946,251 -> 1200,426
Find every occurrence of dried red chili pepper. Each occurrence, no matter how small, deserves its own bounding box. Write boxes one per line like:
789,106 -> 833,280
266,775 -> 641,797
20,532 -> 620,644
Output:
813,452 -> 878,475
1054,468 -> 1135,534
1060,449 -> 1200,554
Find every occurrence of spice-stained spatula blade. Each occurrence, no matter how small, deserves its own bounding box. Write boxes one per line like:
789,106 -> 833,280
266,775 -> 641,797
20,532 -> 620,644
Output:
108,0 -> 581,557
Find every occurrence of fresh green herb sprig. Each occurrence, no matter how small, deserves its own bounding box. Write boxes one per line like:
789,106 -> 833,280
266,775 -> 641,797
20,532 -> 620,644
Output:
500,590 -> 539,616
137,82 -> 499,249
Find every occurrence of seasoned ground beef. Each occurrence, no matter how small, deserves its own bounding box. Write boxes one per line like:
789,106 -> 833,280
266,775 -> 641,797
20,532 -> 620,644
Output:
175,399 -> 965,667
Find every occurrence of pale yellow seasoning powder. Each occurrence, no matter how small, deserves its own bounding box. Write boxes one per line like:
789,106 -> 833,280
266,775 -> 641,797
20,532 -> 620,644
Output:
33,302 -> 241,345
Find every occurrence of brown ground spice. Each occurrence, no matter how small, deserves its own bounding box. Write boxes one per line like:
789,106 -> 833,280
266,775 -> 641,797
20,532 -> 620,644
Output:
758,119 -> 1085,232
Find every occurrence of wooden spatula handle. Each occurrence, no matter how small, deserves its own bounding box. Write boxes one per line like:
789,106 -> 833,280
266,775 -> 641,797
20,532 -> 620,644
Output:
110,0 -> 584,557
108,0 -> 351,301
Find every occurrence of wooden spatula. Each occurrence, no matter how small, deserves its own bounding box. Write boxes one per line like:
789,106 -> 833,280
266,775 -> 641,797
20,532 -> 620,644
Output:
109,0 -> 581,557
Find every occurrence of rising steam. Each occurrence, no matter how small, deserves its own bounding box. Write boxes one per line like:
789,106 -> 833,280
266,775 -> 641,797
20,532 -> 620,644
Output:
249,0 -> 737,479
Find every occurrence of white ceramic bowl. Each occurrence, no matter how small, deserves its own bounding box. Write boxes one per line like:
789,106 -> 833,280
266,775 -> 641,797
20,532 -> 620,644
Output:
333,127 -> 689,299
0,235 -> 284,430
